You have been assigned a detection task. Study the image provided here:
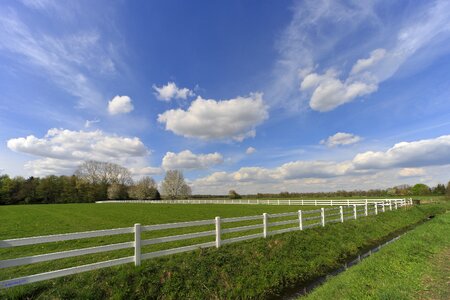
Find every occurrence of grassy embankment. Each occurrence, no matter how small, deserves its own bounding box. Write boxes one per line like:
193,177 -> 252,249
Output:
1,203 -> 446,299
304,209 -> 450,300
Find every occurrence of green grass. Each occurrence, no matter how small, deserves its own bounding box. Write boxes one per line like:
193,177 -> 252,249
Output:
0,203 -> 322,282
303,210 -> 450,300
1,203 -> 445,299
0,203 -> 319,238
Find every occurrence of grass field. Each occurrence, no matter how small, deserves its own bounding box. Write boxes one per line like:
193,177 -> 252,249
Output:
303,211 -> 450,300
0,203 -> 320,282
1,203 -> 446,299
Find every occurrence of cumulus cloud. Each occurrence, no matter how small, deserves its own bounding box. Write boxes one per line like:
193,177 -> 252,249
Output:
398,168 -> 425,177
108,95 -> 134,115
321,132 -> 362,147
246,147 -> 256,154
268,0 -> 450,112
353,135 -> 450,170
7,128 -> 152,176
153,82 -> 194,101
300,69 -> 377,112
162,150 -> 223,170
158,93 -> 268,141
351,49 -> 386,74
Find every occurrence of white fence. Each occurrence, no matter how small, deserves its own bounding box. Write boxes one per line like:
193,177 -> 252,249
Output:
97,198 -> 408,206
0,199 -> 413,289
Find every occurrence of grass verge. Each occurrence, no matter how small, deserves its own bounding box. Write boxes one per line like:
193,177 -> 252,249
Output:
1,204 -> 446,299
303,210 -> 450,300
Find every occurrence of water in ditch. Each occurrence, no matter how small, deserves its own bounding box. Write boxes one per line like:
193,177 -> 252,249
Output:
275,216 -> 434,300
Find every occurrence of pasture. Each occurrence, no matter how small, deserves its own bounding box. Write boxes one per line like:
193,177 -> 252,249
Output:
0,204 -> 446,298
1,203 -> 320,283
0,203 -> 445,299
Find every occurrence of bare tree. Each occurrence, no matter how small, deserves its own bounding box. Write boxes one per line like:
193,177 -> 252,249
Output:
75,161 -> 133,185
129,176 -> 160,200
161,170 -> 191,199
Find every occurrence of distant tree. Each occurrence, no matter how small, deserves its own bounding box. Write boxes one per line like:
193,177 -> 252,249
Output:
129,176 -> 160,200
228,190 -> 241,199
411,183 -> 431,195
161,170 -> 191,199
446,181 -> 450,197
75,161 -> 132,185
0,175 -> 12,205
432,183 -> 446,195
107,183 -> 128,200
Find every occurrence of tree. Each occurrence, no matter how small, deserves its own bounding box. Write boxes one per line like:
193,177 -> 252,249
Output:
446,181 -> 450,197
75,161 -> 132,185
161,170 -> 191,199
129,176 -> 160,200
228,190 -> 241,199
107,183 -> 128,200
432,183 -> 446,195
411,183 -> 430,195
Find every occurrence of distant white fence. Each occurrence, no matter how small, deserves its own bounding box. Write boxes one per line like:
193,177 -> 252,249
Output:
97,198 -> 408,206
0,199 -> 413,289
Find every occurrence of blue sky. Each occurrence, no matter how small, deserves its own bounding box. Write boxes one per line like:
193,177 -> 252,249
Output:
1,0 -> 450,194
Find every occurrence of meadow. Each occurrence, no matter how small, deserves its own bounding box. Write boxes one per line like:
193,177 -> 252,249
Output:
304,209 -> 450,300
1,202 -> 446,299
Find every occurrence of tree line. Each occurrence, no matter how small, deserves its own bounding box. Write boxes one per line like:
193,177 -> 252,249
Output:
0,161 -> 191,205
1,160 -> 449,205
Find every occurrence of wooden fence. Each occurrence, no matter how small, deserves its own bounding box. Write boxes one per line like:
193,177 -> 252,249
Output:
97,198 -> 409,206
0,199 -> 413,289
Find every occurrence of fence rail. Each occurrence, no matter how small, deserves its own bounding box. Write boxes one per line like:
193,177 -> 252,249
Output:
96,198 -> 407,206
0,199 -> 413,289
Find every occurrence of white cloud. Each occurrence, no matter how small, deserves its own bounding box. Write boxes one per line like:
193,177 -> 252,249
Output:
158,93 -> 268,141
192,134 -> 450,194
0,11 -> 116,110
268,0 -> 450,112
129,166 -> 164,176
353,135 -> 450,170
7,128 -> 153,176
153,82 -> 194,101
398,168 -> 425,177
300,69 -> 377,112
321,132 -> 362,147
84,119 -> 100,128
162,150 -> 223,170
246,147 -> 256,154
351,49 -> 386,74
108,95 -> 134,115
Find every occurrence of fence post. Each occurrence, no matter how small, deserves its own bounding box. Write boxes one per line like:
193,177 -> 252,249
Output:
302,199 -> 304,205
382,203 -> 386,213
215,217 -> 221,248
278,199 -> 280,205
298,210 -> 303,230
364,203 -> 368,216
374,203 -> 378,215
257,199 -> 259,205
134,223 -> 141,266
315,200 -> 317,206
340,206 -> 344,223
394,202 -> 398,210
263,213 -> 269,238
331,200 -> 333,206
353,205 -> 357,219
289,199 -> 291,206
321,208 -> 325,227
347,199 -> 350,206
389,202 -> 393,211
